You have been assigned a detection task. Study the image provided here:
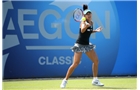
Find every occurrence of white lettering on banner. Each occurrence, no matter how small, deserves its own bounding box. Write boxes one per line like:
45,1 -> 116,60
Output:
66,56 -> 72,64
38,56 -> 77,65
92,11 -> 110,39
39,10 -> 62,39
59,56 -> 65,65
46,57 -> 52,65
17,9 -> 110,40
38,56 -> 46,65
2,6 -> 111,50
18,9 -> 38,39
64,11 -> 78,39
52,56 -> 59,64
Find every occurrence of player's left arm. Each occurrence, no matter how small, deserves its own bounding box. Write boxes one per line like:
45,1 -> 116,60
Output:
92,26 -> 103,33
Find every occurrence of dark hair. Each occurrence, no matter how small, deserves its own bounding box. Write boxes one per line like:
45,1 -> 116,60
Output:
83,4 -> 88,11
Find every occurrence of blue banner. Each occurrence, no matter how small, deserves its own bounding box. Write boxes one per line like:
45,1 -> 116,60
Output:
3,1 -> 137,79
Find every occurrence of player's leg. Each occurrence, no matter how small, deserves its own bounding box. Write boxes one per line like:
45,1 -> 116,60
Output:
86,50 -> 98,77
60,52 -> 82,88
65,52 -> 82,80
86,50 -> 104,86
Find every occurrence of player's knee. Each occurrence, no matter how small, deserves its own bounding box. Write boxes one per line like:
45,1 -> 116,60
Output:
94,59 -> 99,65
72,63 -> 79,68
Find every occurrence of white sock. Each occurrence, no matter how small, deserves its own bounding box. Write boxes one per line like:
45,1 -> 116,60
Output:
63,78 -> 67,81
93,77 -> 98,80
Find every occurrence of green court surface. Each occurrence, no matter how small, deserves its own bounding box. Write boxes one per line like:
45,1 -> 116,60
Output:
3,77 -> 136,90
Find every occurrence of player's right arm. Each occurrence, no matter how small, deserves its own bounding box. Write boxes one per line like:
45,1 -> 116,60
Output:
80,21 -> 90,33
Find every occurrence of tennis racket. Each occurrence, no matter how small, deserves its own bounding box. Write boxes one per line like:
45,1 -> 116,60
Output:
73,8 -> 84,22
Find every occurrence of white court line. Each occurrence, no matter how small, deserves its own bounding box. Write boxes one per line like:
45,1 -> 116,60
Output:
26,46 -> 72,50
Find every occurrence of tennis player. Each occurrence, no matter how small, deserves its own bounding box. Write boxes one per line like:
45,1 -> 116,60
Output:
60,4 -> 104,88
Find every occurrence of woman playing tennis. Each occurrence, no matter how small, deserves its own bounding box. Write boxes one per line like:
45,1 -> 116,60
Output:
60,4 -> 104,88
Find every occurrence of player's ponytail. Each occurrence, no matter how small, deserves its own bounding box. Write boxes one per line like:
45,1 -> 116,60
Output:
83,4 -> 88,11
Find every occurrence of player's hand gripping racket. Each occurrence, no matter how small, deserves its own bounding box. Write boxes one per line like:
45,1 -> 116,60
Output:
73,8 -> 84,22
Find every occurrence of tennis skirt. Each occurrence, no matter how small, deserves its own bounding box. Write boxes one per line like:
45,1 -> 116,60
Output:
71,43 -> 96,53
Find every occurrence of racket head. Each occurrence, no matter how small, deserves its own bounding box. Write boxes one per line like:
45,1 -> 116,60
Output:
73,8 -> 83,22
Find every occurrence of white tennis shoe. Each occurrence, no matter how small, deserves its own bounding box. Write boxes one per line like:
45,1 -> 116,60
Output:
60,79 -> 67,88
92,79 -> 104,86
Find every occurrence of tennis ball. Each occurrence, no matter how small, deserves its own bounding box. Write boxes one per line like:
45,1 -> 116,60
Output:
81,17 -> 86,21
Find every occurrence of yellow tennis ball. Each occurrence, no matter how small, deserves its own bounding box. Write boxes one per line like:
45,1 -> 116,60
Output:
81,17 -> 86,21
